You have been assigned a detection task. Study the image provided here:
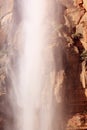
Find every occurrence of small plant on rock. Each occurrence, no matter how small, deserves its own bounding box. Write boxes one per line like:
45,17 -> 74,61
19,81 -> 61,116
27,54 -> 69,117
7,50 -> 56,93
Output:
72,33 -> 83,42
80,50 -> 87,61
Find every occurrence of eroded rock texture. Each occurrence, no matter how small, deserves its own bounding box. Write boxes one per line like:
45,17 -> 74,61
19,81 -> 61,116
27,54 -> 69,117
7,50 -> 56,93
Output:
59,0 -> 87,129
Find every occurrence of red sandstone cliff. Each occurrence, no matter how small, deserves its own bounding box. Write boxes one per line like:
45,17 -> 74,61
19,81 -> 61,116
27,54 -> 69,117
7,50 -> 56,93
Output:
0,0 -> 87,130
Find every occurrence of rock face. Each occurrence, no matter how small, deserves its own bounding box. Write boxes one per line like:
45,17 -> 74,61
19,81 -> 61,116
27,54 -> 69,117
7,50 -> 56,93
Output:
0,0 -> 13,14
74,0 -> 83,6
60,0 -> 87,129
0,0 -> 13,129
83,0 -> 87,11
65,7 -> 85,25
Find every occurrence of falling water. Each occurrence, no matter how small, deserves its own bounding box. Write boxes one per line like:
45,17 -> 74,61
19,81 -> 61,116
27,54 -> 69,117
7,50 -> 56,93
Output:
8,0 -> 56,130
5,0 -> 64,130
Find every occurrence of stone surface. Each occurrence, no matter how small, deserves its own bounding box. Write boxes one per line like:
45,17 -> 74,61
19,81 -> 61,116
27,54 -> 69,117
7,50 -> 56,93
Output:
0,0 -> 13,18
0,29 -> 6,48
83,0 -> 87,11
0,0 -> 14,129
1,13 -> 13,31
76,12 -> 87,50
73,0 -> 83,6
54,70 -> 65,103
67,113 -> 87,129
80,12 -> 87,22
65,7 -> 85,26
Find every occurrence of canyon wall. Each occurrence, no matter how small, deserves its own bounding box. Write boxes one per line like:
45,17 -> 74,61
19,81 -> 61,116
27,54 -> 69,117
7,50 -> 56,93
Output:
0,0 -> 87,130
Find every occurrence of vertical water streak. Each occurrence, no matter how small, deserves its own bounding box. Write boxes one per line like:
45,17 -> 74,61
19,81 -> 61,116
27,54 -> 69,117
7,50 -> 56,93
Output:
6,0 -> 64,130
14,0 -> 54,130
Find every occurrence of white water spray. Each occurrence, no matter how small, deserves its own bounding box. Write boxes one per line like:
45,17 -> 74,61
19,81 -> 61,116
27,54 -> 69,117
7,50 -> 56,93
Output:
11,0 -> 55,130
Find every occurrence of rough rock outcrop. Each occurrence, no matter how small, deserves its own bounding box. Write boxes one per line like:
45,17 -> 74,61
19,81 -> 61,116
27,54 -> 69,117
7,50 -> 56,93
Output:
59,0 -> 87,129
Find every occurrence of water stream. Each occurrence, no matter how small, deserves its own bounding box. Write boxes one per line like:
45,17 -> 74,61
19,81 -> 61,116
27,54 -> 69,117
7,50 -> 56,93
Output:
12,0 -> 52,130
9,0 -> 55,130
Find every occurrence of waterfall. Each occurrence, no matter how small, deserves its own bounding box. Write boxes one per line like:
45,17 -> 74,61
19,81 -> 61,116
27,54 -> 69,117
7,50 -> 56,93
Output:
5,0 -> 63,130
7,0 -> 56,130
